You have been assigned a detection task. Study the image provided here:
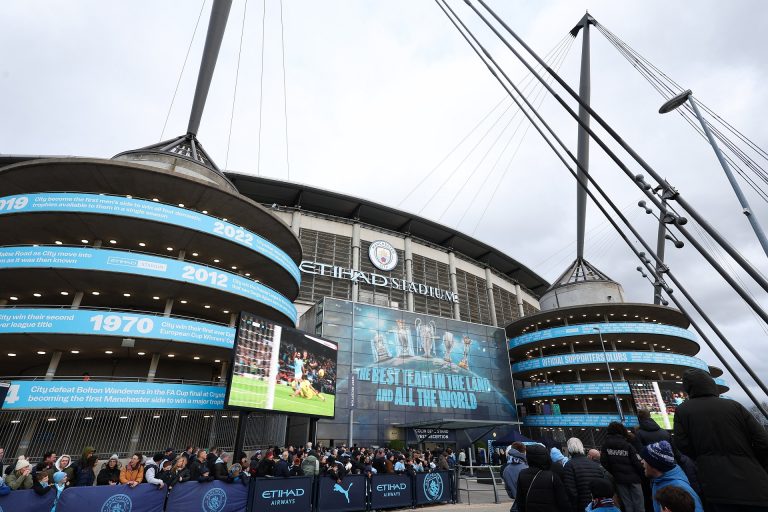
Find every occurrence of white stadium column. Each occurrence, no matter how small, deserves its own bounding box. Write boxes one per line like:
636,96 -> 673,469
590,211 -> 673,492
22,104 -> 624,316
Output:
448,251 -> 461,320
351,222 -> 361,303
484,266 -> 498,327
404,236 -> 414,312
44,351 -> 62,381
514,283 -> 525,318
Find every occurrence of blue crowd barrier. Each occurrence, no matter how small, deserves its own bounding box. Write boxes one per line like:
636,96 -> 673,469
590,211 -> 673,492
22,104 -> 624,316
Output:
0,487 -> 56,512
369,473 -> 414,510
57,483 -> 165,512
415,471 -> 452,505
249,476 -> 313,512
316,474 -> 367,512
166,480 -> 247,512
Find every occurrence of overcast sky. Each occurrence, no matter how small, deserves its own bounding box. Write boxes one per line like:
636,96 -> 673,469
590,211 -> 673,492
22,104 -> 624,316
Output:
1,0 -> 767,409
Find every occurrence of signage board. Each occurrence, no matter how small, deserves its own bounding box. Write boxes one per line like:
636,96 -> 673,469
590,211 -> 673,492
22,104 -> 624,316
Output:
226,312 -> 338,417
248,477 -> 313,512
415,471 -> 452,505
511,351 -> 709,373
369,474 -> 412,510
316,474 -> 367,512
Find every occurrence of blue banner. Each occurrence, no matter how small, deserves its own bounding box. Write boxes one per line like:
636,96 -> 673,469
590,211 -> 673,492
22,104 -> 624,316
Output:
415,471 -> 452,505
249,477 -> 312,512
522,414 -> 639,427
517,382 -> 632,399
0,488 -> 55,512
2,381 -> 225,410
57,483 -> 165,512
166,480 -> 247,512
0,246 -> 296,323
0,193 -> 300,283
509,322 -> 697,348
369,474 -> 412,510
511,351 -> 709,373
0,308 -> 234,348
316,474 -> 367,512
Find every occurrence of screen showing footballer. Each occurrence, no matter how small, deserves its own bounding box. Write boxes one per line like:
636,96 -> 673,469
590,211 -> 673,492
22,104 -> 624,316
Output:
226,312 -> 338,417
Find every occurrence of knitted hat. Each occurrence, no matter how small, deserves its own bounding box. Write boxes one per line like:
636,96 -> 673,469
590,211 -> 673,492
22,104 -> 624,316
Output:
53,471 -> 67,484
109,454 -> 119,461
15,457 -> 30,471
590,478 -> 614,499
641,441 -> 676,472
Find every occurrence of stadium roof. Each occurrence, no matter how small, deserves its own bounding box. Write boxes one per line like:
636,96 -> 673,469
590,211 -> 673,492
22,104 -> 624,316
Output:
226,172 -> 550,295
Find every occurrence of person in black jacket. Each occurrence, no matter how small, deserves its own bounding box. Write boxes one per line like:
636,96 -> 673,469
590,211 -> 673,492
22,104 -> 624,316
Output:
274,451 -> 291,478
674,368 -> 768,512
636,411 -> 671,447
601,422 -> 644,512
562,438 -> 607,512
167,457 -> 191,489
256,451 -> 276,477
96,455 -> 121,486
213,452 -> 230,481
288,457 -> 304,477
515,444 -> 570,512
190,450 -> 213,482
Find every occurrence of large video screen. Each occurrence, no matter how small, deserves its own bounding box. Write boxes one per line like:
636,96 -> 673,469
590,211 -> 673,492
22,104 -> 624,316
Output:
628,380 -> 687,429
226,312 -> 338,417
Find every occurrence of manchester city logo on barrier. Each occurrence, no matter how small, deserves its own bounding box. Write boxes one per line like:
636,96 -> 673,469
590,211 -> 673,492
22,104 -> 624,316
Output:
202,487 -> 228,512
101,493 -> 132,512
369,240 -> 398,272
423,473 -> 444,502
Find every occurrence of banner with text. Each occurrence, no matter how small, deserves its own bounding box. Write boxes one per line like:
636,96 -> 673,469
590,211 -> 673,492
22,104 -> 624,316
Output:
248,477 -> 313,512
0,308 -> 234,348
511,351 -> 709,373
0,246 -> 296,323
0,192 -> 299,283
509,322 -> 696,348
369,474 -> 413,510
2,380 -> 225,410
57,483 -> 165,512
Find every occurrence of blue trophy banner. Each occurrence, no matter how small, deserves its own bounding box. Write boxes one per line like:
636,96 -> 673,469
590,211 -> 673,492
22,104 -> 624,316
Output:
249,477 -> 312,512
511,351 -> 709,373
166,480 -> 247,512
517,382 -> 632,399
2,380 -> 225,410
415,471 -> 452,505
316,474 -> 367,512
0,193 -> 300,283
0,488 -> 55,512
0,308 -> 234,348
509,322 -> 697,348
57,483 -> 165,512
369,474 -> 413,510
0,246 -> 296,323
522,414 -> 639,428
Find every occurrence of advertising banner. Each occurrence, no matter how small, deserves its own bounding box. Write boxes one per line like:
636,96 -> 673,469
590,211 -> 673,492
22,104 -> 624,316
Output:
0,308 -> 235,348
316,474 -> 367,512
0,192 -> 300,283
249,477 -> 313,512
56,483 -> 165,512
509,322 -> 696,347
415,471 -> 452,505
2,381 -> 225,410
369,474 -> 413,510
511,351 -> 709,373
227,312 -> 338,417
406,428 -> 456,443
0,488 -> 55,512
166,480 -> 248,512
522,414 -> 639,428
0,246 -> 296,323
517,382 -> 631,399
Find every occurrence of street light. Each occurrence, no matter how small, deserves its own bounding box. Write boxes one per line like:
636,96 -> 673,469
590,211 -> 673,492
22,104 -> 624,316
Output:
660,90 -> 768,259
592,326 -> 625,423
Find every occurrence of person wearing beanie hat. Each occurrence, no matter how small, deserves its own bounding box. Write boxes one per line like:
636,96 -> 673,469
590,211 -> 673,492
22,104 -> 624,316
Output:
641,442 -> 703,512
6,456 -> 33,490
585,478 -> 620,512
51,471 -> 67,512
96,455 -> 121,486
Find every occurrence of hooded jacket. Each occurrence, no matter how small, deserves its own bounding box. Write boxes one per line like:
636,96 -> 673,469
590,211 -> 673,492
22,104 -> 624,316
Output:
635,418 -> 671,447
515,445 -> 570,512
674,368 -> 768,506
600,433 -> 642,484
53,455 -> 76,486
96,457 -> 121,486
213,457 -> 229,481
562,453 -> 607,512
649,465 -> 704,512
502,448 -> 528,501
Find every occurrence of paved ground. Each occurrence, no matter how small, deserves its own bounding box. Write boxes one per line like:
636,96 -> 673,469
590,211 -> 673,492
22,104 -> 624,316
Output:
414,475 -> 513,512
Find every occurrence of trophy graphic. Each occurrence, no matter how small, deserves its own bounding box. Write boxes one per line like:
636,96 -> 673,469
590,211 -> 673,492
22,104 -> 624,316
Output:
458,335 -> 472,369
442,332 -> 455,363
395,319 -> 412,357
414,318 -> 436,358
371,332 -> 391,362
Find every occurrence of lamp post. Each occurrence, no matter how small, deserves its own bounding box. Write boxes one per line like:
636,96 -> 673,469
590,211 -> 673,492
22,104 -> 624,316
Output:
592,327 -> 624,423
660,90 -> 768,259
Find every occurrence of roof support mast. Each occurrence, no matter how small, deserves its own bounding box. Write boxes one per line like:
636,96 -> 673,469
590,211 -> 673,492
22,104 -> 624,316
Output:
187,0 -> 233,136
571,13 -> 595,261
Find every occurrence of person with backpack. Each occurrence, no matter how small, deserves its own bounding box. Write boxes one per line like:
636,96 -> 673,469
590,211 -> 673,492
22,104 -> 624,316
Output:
503,442 -> 528,512
143,453 -> 166,488
515,444 -> 570,512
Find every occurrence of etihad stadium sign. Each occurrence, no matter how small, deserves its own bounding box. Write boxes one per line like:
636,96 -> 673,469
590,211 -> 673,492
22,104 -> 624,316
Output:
299,261 -> 459,303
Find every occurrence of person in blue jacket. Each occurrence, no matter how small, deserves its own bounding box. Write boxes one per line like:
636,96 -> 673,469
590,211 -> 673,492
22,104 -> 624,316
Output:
640,441 -> 703,512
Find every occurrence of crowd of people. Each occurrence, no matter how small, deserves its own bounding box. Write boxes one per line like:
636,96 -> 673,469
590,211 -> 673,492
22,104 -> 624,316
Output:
502,369 -> 768,512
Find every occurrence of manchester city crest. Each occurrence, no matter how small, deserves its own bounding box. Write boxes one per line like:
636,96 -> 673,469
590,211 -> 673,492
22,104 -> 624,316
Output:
423,472 -> 444,502
202,487 -> 228,512
101,493 -> 132,512
369,240 -> 398,272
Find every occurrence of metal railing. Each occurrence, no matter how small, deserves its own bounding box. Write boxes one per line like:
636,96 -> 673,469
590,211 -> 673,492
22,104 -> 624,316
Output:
454,464 -> 506,505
